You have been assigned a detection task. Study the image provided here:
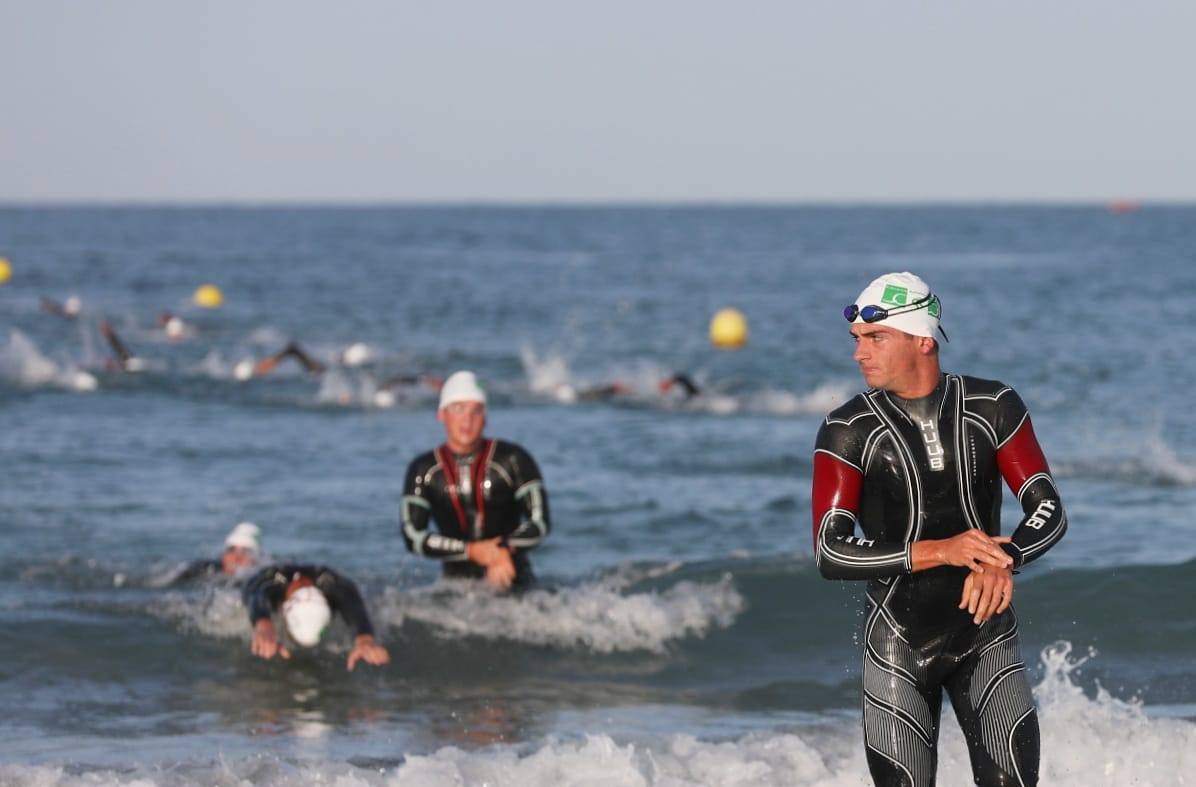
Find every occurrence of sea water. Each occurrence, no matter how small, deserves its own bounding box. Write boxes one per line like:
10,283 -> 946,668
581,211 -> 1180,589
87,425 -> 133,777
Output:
1,206 -> 1194,785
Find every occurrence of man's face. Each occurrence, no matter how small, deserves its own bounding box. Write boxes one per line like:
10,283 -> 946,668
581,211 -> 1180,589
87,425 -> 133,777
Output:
850,324 -> 924,391
221,546 -> 257,575
438,400 -> 486,449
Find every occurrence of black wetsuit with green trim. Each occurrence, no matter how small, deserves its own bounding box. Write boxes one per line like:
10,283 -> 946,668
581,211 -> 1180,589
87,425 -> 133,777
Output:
400,439 -> 550,587
812,375 -> 1067,787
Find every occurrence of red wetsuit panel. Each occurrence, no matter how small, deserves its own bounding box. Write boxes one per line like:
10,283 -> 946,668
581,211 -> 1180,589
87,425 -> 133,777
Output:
811,451 -> 862,549
996,416 -> 1051,497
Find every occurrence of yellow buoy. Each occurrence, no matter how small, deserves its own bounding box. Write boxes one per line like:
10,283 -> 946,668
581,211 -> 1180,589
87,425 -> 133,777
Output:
709,307 -> 749,349
193,284 -> 224,309
0,257 -> 12,285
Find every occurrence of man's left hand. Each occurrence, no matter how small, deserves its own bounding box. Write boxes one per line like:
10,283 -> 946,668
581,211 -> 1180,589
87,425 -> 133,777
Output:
959,566 -> 1013,625
347,634 -> 391,671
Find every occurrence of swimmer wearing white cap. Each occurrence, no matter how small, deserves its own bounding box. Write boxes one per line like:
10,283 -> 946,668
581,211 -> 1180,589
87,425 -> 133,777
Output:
812,272 -> 1067,786
169,522 -> 262,584
243,563 -> 390,671
400,370 -> 552,591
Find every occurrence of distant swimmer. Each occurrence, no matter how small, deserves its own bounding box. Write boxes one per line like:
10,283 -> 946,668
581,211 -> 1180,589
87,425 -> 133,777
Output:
401,370 -> 551,591
98,320 -> 146,372
169,522 -> 262,585
40,296 -> 82,320
157,311 -> 191,341
243,563 -> 390,671
811,272 -> 1066,786
554,374 -> 700,403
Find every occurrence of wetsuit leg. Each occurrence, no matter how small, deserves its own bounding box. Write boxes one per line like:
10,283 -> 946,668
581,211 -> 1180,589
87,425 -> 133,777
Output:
862,603 -> 943,787
943,611 -> 1039,787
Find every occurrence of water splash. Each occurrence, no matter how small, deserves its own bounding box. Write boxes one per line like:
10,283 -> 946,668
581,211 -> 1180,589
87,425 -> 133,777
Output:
375,571 -> 744,654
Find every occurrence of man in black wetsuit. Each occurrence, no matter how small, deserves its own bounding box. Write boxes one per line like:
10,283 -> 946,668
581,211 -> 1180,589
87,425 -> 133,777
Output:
243,563 -> 390,671
400,370 -> 551,590
811,272 -> 1066,787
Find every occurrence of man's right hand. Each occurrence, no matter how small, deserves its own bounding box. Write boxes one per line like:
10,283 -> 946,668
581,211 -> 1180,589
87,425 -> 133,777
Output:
251,618 -> 291,660
466,538 -> 516,590
484,551 -> 516,590
912,530 -> 1013,572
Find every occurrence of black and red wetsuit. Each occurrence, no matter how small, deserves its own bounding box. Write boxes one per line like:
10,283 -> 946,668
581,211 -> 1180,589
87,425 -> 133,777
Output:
812,374 -> 1066,787
400,439 -> 550,586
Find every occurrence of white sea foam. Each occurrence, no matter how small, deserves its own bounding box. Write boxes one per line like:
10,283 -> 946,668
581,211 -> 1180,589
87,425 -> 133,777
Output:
375,571 -> 743,654
0,330 -> 99,392
153,586 -> 253,640
6,641 -> 1194,786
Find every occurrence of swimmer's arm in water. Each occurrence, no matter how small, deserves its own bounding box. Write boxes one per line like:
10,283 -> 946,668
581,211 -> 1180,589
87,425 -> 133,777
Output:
813,424 -> 1011,580
243,568 -> 290,660
98,320 -> 133,365
282,343 -> 325,375
168,558 -> 222,585
995,392 -> 1067,569
665,373 -> 701,399
315,570 -> 375,638
254,342 -> 326,377
400,457 -> 469,562
505,446 -> 551,552
315,569 -> 391,670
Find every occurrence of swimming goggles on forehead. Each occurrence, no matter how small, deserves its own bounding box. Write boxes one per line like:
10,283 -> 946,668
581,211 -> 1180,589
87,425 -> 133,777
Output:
844,293 -> 950,341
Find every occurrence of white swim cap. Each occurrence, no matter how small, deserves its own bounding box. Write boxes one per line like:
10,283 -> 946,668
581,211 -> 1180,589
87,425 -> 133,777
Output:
164,316 -> 185,339
341,342 -> 372,367
848,272 -> 946,341
223,522 -> 261,555
63,296 -> 82,317
282,585 -> 331,647
438,370 -> 487,410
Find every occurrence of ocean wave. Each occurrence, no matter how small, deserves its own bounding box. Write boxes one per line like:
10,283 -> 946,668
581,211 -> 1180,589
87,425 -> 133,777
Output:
4,642 -> 1194,786
374,570 -> 744,654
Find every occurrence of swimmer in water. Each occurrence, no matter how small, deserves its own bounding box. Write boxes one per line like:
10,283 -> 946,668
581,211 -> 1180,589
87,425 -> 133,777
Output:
811,272 -> 1066,786
40,295 -> 82,320
400,370 -> 551,591
157,311 -> 190,341
242,563 -> 390,671
554,373 -> 700,403
169,522 -> 262,585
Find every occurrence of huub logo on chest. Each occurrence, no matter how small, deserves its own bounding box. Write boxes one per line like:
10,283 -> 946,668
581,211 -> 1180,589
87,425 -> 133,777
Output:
918,418 -> 946,471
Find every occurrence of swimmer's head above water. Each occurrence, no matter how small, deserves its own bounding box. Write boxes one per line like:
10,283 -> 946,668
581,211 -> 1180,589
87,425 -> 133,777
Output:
845,272 -> 946,397
437,370 -> 487,454
222,521 -> 261,575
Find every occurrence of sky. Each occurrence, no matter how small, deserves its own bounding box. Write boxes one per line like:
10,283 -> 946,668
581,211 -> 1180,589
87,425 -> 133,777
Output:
1,1 -> 1194,203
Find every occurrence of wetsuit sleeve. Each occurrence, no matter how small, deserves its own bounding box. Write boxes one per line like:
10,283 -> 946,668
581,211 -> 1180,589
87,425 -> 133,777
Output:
169,558 -> 221,585
506,445 -> 551,551
812,419 -> 912,580
242,568 -> 286,624
400,457 -> 469,561
316,569 -> 375,637
995,391 -> 1067,568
